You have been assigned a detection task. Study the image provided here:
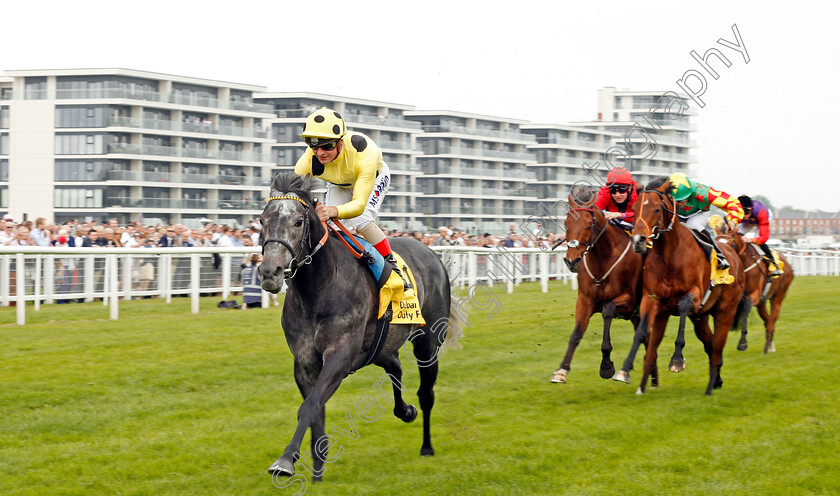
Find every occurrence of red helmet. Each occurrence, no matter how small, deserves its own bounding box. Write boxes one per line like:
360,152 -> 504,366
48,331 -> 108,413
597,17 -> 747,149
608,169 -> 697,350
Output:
607,167 -> 634,186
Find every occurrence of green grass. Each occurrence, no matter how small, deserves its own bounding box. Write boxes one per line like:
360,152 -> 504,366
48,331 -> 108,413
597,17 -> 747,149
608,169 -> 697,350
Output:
2,277 -> 839,495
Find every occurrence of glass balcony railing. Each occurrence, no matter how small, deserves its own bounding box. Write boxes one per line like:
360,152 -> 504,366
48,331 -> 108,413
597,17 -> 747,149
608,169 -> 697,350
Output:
425,166 -> 536,181
12,88 -> 278,114
105,169 -> 272,186
107,143 -> 271,163
420,123 -> 535,142
104,118 -> 269,139
104,197 -> 265,210
422,144 -> 533,161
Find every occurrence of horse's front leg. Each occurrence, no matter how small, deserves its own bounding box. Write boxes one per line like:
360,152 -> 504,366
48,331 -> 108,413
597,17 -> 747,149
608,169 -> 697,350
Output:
614,295 -> 654,384
638,310 -> 669,394
269,345 -> 354,479
669,293 -> 695,373
552,296 -> 594,383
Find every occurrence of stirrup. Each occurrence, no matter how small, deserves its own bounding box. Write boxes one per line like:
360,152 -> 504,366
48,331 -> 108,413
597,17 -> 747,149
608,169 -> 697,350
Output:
763,257 -> 782,277
716,255 -> 730,270
386,254 -> 413,291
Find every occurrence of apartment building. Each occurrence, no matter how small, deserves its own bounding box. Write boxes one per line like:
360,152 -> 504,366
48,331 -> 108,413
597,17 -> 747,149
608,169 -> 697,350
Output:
253,92 -> 424,231
0,68 -> 275,227
403,110 -> 537,235
571,87 -> 696,188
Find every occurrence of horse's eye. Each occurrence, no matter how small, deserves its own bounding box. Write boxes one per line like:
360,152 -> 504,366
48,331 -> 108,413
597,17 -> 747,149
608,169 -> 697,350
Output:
294,219 -> 304,227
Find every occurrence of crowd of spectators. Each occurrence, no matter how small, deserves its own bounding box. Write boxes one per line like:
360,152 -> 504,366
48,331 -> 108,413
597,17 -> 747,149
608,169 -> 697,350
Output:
0,215 -> 562,251
0,214 -> 263,249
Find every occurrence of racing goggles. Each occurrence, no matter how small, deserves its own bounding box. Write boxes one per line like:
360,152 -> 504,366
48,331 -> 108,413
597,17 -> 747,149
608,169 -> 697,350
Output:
305,138 -> 340,151
609,184 -> 630,194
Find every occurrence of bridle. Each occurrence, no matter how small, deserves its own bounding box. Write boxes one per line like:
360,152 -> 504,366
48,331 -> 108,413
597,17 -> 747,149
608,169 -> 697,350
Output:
566,206 -> 632,287
564,207 -> 608,256
636,189 -> 677,241
262,195 -> 329,279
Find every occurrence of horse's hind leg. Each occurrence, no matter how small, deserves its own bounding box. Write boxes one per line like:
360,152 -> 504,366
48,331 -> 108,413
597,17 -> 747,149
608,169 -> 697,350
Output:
765,290 -> 786,353
737,295 -> 753,352
756,299 -> 773,354
377,352 -> 417,423
410,329 -> 439,456
669,294 -> 693,373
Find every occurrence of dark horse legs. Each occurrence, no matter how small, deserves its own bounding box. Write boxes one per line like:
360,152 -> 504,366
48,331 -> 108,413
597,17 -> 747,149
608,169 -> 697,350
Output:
377,353 -> 419,423
409,327 -> 440,456
269,346 -> 355,477
668,294 -> 694,373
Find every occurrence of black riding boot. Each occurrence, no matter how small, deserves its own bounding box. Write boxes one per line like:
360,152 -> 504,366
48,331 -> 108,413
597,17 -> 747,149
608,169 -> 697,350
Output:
707,228 -> 730,270
758,243 -> 782,277
385,253 -> 413,291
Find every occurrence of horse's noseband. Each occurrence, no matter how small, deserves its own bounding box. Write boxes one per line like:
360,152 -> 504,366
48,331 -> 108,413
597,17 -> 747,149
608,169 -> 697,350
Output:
262,195 -> 326,280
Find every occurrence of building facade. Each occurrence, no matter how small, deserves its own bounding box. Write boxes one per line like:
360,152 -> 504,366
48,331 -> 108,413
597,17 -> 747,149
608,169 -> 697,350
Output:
253,92 -> 424,231
1,70 -> 701,235
0,69 -> 275,227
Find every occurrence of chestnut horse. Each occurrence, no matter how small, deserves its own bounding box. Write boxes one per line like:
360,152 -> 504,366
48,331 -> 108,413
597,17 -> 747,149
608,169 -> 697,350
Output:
551,187 -> 645,384
614,177 -> 745,395
718,230 -> 794,354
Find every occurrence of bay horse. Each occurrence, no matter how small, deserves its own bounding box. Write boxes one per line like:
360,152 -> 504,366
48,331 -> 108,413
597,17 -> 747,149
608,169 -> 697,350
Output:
258,173 -> 455,481
717,229 -> 794,354
551,186 -> 645,384
615,177 -> 745,395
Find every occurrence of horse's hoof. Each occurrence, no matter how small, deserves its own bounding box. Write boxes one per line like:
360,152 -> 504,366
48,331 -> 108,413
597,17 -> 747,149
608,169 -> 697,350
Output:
635,387 -> 645,395
600,362 -> 616,380
737,341 -> 748,352
402,405 -> 418,423
420,447 -> 435,456
612,370 -> 630,384
668,358 -> 685,373
267,457 -> 295,477
767,341 -> 776,353
550,368 -> 568,383
313,475 -> 322,483
714,377 -> 723,389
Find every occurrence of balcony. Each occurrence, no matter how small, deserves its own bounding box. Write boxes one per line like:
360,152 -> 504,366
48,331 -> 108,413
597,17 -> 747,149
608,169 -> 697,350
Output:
420,123 -> 535,142
107,143 -> 271,163
4,88 -> 277,114
105,169 -> 272,186
422,144 -> 533,161
426,165 -> 536,181
104,197 -> 265,210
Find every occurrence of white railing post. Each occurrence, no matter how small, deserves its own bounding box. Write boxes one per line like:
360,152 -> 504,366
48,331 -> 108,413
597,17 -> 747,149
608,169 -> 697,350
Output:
222,253 -> 231,299
540,252 -> 549,293
507,255 -> 514,294
34,256 -> 42,311
84,255 -> 94,302
122,255 -> 133,301
164,254 -> 172,303
109,254 -> 119,320
16,253 -> 25,325
190,254 -> 200,314
44,255 -> 54,305
468,251 -> 477,288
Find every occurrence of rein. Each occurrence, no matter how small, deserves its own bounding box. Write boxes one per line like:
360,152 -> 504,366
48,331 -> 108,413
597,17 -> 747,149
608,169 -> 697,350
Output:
262,195 -> 329,279
567,207 -> 627,287
636,189 -> 677,241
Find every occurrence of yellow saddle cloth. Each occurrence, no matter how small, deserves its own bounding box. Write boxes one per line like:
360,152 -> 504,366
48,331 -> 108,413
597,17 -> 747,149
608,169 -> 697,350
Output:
768,250 -> 785,275
378,252 -> 425,325
710,250 -> 735,286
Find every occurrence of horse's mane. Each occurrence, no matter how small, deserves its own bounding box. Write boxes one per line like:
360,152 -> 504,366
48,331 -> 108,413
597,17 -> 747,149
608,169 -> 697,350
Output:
271,172 -> 313,204
645,176 -> 671,192
570,184 -> 595,208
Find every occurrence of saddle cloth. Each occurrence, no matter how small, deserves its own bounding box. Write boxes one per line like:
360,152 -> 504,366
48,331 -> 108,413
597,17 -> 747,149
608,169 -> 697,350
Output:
336,232 -> 424,324
688,229 -> 734,285
768,250 -> 785,275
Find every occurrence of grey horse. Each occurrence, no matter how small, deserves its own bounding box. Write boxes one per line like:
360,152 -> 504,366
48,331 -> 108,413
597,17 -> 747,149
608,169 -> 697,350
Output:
259,172 -> 456,481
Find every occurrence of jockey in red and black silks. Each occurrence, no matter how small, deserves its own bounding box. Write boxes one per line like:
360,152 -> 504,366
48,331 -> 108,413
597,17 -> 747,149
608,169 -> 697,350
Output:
595,167 -> 639,232
737,195 -> 782,276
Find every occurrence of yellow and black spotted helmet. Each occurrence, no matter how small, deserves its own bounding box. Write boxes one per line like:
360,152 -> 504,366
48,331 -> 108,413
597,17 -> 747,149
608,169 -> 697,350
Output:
300,108 -> 346,141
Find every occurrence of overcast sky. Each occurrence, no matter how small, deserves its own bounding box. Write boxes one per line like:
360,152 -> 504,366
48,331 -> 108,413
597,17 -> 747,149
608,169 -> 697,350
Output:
5,1 -> 838,210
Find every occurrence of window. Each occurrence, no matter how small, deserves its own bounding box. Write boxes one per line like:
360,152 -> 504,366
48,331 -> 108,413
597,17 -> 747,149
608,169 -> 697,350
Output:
54,160 -> 114,181
55,134 -> 105,155
25,77 -> 47,100
0,107 -> 9,129
0,159 -> 8,181
0,135 -> 8,155
55,187 -> 103,208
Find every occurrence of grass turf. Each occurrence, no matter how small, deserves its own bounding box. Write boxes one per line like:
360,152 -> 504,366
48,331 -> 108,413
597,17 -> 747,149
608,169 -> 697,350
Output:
1,277 -> 839,495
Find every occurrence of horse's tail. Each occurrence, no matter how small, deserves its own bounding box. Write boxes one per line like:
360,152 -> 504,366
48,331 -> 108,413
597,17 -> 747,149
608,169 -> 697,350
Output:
731,294 -> 752,330
436,248 -> 471,348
